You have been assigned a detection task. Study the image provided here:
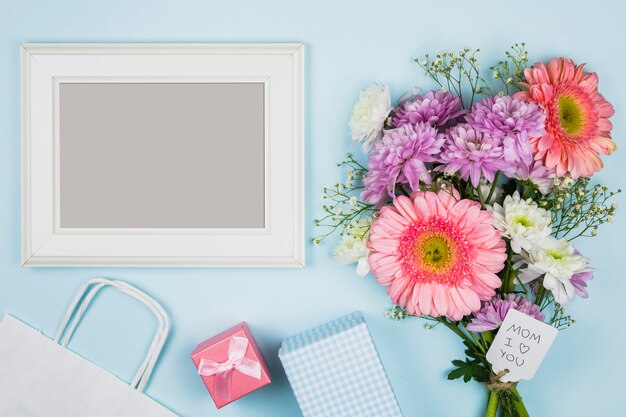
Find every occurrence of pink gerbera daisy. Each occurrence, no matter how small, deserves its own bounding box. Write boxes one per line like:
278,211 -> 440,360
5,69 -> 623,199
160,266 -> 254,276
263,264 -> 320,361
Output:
514,58 -> 616,178
368,190 -> 506,320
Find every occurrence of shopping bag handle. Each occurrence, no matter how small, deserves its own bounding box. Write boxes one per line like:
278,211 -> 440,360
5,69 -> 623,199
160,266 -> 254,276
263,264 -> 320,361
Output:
54,278 -> 170,392
60,279 -> 169,392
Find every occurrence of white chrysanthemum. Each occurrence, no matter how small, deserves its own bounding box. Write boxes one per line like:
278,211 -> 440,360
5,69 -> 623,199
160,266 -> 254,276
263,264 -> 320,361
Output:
333,235 -> 370,277
491,191 -> 552,253
515,236 -> 589,305
333,217 -> 373,277
349,83 -> 392,152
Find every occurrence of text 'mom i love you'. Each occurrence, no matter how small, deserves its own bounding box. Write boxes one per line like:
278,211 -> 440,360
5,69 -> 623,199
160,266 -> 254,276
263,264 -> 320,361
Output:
486,309 -> 558,382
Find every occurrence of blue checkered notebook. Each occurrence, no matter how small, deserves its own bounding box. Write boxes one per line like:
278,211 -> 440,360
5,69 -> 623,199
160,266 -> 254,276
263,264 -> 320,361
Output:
279,312 -> 404,417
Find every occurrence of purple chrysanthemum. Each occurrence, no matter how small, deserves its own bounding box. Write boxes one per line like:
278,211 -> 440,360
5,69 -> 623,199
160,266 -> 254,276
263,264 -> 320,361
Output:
437,124 -> 510,187
512,158 -> 556,194
571,270 -> 593,298
391,90 -> 465,128
467,294 -> 545,333
466,96 -> 545,169
362,123 -> 445,204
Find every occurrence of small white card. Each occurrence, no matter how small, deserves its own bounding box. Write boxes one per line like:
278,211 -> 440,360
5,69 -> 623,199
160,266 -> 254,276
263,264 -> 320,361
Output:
486,309 -> 558,382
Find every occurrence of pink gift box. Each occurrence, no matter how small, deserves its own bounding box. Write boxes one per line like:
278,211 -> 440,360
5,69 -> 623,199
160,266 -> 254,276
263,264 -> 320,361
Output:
191,322 -> 271,409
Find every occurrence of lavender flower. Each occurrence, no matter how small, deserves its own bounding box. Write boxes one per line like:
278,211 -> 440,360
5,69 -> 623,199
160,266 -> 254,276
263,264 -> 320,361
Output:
513,158 -> 556,194
391,90 -> 465,128
362,123 -> 445,204
437,124 -> 509,187
571,270 -> 593,298
465,96 -> 545,169
467,294 -> 545,332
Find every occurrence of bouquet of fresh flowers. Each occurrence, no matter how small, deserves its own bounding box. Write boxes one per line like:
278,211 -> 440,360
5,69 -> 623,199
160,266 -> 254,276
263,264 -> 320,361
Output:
315,44 -> 620,417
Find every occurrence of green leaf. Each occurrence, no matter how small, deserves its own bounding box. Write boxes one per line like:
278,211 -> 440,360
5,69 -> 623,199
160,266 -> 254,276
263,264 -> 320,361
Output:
447,357 -> 489,383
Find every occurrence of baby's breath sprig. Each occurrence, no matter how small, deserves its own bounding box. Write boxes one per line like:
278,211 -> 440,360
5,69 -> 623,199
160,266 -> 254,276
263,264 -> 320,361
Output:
488,43 -> 529,95
538,177 -> 620,240
415,48 -> 492,108
313,153 -> 375,244
385,306 -> 447,330
537,292 -> 575,330
550,302 -> 576,330
384,305 -> 412,321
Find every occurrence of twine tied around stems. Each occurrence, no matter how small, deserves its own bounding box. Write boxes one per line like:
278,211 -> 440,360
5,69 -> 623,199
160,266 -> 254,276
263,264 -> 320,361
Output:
485,370 -> 517,392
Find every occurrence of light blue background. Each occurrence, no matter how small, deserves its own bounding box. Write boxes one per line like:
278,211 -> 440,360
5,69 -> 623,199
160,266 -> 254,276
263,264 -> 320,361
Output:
1,0 -> 624,416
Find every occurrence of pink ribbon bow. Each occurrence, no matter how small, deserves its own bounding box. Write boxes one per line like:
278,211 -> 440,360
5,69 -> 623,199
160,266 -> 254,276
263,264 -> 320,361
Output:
197,336 -> 262,400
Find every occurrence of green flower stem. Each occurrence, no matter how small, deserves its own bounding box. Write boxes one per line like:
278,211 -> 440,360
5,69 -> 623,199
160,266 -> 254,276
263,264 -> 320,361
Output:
476,184 -> 486,209
500,249 -> 516,295
505,269 -> 518,294
468,331 -> 487,354
486,171 -> 501,203
535,286 -> 547,309
437,319 -> 476,350
485,391 -> 499,417
511,387 -> 530,417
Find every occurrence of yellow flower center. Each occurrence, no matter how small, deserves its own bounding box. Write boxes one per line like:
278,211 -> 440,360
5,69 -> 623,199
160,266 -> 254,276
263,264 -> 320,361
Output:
558,95 -> 584,136
415,233 -> 454,272
513,215 -> 534,228
546,249 -> 565,260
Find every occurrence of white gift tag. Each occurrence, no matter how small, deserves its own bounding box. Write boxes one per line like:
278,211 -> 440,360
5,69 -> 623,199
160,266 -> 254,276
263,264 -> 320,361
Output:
486,309 -> 558,382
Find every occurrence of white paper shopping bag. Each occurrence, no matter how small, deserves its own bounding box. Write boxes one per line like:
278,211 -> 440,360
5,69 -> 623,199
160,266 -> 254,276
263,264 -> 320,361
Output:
0,278 -> 178,417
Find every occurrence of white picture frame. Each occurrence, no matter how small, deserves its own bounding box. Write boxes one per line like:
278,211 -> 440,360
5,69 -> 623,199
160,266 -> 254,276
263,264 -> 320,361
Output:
21,43 -> 305,267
